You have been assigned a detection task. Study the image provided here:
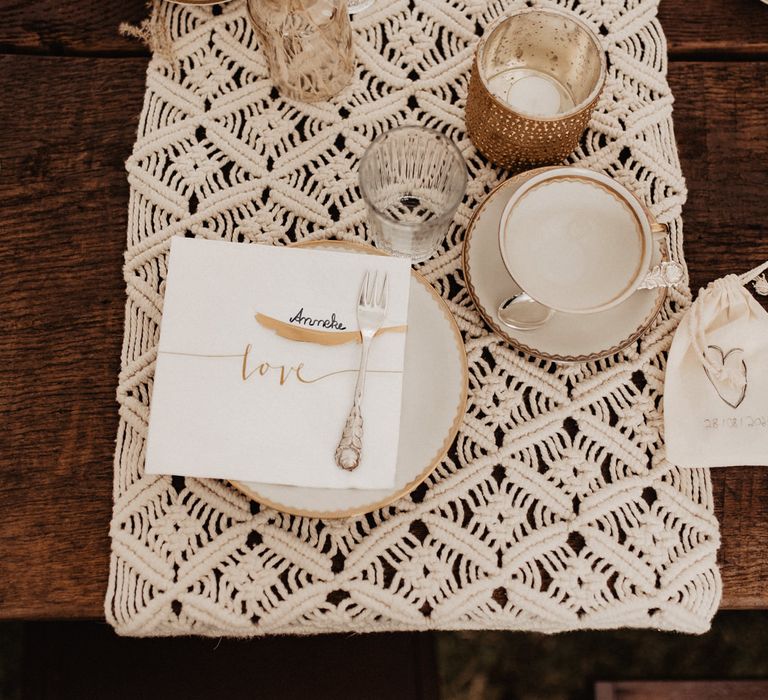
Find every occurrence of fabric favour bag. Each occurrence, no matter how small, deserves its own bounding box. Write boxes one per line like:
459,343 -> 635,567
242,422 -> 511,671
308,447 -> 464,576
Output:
665,261 -> 768,467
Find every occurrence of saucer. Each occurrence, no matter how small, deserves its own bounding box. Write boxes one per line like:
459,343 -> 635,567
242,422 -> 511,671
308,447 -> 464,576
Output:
462,175 -> 667,363
232,240 -> 468,518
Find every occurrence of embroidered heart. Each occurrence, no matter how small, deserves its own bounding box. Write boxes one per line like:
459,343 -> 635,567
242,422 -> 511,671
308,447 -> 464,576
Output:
703,345 -> 748,409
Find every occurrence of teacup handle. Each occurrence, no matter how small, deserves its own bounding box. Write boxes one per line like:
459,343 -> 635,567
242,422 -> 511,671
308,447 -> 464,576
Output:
498,293 -> 554,331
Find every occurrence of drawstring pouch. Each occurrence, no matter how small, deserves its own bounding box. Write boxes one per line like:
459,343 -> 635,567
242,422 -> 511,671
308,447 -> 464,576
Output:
664,260 -> 768,467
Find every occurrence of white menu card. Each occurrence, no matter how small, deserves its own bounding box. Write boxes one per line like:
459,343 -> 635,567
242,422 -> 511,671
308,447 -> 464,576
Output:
145,238 -> 411,490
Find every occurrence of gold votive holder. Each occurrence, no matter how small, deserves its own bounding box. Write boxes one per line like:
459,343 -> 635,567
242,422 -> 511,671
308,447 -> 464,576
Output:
465,8 -> 606,168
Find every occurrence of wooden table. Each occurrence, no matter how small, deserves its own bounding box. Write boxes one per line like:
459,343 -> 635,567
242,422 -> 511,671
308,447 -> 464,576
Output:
1,0 -> 766,619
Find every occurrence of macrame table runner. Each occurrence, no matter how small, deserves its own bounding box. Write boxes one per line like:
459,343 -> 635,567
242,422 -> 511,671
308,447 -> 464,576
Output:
107,0 -> 722,636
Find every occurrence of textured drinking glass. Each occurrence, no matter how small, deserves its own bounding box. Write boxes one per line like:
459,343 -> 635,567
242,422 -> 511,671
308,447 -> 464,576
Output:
247,0 -> 355,102
359,127 -> 467,263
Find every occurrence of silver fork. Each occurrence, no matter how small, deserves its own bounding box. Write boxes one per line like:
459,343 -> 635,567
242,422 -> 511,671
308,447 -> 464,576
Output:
335,271 -> 389,471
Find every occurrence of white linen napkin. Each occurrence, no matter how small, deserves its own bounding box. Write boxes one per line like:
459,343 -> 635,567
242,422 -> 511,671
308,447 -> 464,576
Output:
145,237 -> 411,489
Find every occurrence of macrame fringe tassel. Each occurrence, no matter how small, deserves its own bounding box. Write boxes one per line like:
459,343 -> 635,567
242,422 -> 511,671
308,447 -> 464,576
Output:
119,1 -> 175,63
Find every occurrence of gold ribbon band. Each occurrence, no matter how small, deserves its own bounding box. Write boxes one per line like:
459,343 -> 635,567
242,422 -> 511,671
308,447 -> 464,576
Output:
255,313 -> 407,346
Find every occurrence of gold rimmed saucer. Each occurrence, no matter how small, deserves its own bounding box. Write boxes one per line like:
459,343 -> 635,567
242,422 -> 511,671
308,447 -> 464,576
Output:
231,240 -> 468,519
462,173 -> 668,363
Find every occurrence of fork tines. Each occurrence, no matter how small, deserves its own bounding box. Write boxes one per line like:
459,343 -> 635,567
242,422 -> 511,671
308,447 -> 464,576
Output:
359,271 -> 389,308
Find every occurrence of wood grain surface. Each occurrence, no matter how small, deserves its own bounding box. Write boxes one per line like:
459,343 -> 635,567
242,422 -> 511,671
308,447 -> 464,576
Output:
0,0 -> 148,54
669,61 -> 768,605
670,62 -> 768,292
1,0 -> 768,56
595,680 -> 768,700
659,0 -> 768,57
0,1 -> 766,618
0,55 -> 146,618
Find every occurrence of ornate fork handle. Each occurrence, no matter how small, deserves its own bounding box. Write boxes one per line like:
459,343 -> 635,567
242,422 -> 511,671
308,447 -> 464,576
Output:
335,335 -> 372,471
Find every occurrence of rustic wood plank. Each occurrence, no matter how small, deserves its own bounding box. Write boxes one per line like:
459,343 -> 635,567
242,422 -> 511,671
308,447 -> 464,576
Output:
595,680 -> 768,700
670,62 -> 768,609
0,0 -> 767,57
670,62 -> 768,295
0,56 -> 766,618
0,55 -> 148,618
660,0 -> 768,57
711,466 -> 768,609
0,0 -> 149,55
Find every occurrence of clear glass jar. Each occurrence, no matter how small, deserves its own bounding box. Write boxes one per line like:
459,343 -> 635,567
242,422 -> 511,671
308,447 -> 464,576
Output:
247,0 -> 355,102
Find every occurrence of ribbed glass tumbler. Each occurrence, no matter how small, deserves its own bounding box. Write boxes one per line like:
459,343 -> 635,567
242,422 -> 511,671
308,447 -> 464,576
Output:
359,127 -> 467,263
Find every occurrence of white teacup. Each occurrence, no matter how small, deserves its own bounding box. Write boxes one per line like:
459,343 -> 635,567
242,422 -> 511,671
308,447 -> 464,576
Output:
497,167 -> 678,328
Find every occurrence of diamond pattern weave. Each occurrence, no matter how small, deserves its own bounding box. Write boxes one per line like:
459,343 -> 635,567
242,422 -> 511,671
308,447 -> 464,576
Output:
107,0 -> 722,635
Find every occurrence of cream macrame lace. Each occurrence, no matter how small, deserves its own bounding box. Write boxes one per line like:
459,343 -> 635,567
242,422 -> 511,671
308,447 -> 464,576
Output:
106,0 -> 722,636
